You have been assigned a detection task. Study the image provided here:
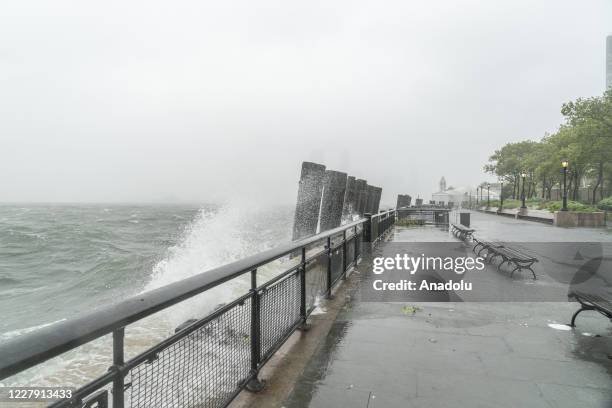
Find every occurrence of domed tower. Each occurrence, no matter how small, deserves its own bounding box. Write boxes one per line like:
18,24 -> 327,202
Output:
439,176 -> 447,192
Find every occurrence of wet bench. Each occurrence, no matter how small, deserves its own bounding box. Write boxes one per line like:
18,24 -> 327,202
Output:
472,238 -> 503,257
569,291 -> 612,327
487,245 -> 538,280
451,223 -> 474,241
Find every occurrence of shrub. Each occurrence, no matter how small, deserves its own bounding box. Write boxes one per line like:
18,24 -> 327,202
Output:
487,198 -> 543,210
499,199 -> 521,209
396,218 -> 426,227
545,200 -> 599,213
597,197 -> 612,211
487,200 -> 500,208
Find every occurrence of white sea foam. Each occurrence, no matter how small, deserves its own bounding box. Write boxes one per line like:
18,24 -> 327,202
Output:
2,202 -> 294,395
144,202 -> 289,328
0,319 -> 67,342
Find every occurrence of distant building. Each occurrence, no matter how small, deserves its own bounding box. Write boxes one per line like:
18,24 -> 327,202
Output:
607,35 -> 612,90
439,177 -> 447,193
432,176 -> 465,205
432,177 -> 499,207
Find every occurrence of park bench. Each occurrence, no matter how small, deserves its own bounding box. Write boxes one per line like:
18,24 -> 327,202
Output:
569,291 -> 612,327
487,245 -> 538,279
472,237 -> 504,257
451,223 -> 475,241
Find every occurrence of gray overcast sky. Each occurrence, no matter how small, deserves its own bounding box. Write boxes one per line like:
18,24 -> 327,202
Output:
1,0 -> 610,206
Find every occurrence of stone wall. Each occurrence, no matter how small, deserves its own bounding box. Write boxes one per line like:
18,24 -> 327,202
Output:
553,211 -> 606,227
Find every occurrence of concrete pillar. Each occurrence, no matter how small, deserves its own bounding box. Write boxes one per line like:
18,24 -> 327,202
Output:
342,176 -> 357,219
365,185 -> 374,214
460,212 -> 470,227
396,194 -> 412,208
292,162 -> 326,241
366,185 -> 382,214
319,170 -> 348,232
372,186 -> 382,213
355,179 -> 368,216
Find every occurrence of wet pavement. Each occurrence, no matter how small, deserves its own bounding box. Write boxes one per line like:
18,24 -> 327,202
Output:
456,210 -> 612,242
282,212 -> 612,408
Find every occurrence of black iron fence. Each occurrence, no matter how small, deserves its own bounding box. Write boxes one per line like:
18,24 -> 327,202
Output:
396,207 -> 450,226
0,210 -> 396,408
367,210 -> 396,243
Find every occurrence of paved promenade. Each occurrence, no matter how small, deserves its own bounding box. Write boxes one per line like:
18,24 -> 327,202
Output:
281,212 -> 612,408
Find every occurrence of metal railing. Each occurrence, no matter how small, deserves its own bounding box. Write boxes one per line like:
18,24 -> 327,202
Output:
396,207 -> 450,226
366,210 -> 396,243
0,209 -> 396,408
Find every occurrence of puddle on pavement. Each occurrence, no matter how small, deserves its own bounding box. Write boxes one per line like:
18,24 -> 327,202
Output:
548,323 -> 572,331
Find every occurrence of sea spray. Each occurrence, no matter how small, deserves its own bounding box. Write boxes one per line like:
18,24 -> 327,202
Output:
0,202 -> 294,394
143,203 -> 293,329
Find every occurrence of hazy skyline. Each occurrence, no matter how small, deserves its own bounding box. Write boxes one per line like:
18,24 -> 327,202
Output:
1,0 -> 611,207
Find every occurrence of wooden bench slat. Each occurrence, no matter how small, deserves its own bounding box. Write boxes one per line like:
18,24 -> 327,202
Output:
451,224 -> 474,232
473,237 -> 538,280
570,291 -> 612,315
494,247 -> 537,262
569,290 -> 612,326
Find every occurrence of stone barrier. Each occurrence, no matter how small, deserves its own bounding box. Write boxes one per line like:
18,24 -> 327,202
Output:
396,194 -> 412,208
292,162 -> 326,240
319,170 -> 348,232
342,176 -> 357,219
355,179 -> 368,216
553,211 -> 606,227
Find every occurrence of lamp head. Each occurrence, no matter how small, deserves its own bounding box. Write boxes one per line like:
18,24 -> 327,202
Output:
561,160 -> 568,168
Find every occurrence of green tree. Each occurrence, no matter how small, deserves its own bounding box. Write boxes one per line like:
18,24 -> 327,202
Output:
484,89 -> 612,205
561,90 -> 612,202
484,141 -> 537,199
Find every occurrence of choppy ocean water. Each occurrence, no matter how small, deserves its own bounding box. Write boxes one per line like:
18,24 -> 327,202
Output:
0,203 -> 293,387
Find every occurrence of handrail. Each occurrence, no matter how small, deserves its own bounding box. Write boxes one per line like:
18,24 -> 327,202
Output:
0,215 -> 381,380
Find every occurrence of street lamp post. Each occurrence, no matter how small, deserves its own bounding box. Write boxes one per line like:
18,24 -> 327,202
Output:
587,183 -> 591,204
561,160 -> 568,211
520,171 -> 527,209
499,179 -> 504,212
476,187 -> 479,206
486,183 -> 490,209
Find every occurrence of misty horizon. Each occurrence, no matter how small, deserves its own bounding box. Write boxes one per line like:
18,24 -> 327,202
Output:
1,0 -> 611,207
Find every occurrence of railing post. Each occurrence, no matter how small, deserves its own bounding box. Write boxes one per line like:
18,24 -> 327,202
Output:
112,328 -> 125,408
381,213 -> 386,235
247,269 -> 264,392
326,236 -> 333,298
298,247 -> 310,331
363,213 -> 372,243
342,230 -> 347,279
300,247 -> 306,318
353,225 -> 359,265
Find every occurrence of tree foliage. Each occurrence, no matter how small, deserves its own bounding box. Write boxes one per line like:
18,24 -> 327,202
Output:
485,89 -> 612,203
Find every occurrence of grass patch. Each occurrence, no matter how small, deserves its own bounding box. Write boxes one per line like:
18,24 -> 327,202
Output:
539,200 -> 599,213
488,199 -> 521,209
401,305 -> 422,315
396,218 -> 426,227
